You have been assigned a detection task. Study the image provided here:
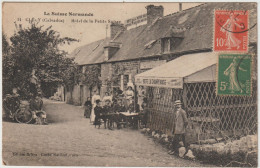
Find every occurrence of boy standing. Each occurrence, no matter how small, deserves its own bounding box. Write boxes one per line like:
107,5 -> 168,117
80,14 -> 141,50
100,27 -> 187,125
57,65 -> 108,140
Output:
94,100 -> 102,128
102,99 -> 112,129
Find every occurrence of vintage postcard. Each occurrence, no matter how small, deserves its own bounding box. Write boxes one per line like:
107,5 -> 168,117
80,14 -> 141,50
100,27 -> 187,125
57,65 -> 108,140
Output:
2,2 -> 258,167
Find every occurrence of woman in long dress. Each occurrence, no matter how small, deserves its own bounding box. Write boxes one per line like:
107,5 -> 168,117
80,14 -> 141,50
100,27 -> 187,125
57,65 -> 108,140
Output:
90,91 -> 101,123
124,86 -> 134,109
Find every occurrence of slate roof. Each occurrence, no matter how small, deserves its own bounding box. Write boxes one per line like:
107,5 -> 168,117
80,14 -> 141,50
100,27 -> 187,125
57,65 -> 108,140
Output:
70,38 -> 110,65
70,2 -> 257,65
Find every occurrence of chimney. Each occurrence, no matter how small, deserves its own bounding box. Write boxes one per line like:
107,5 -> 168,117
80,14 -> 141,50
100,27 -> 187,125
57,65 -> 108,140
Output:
110,23 -> 125,39
179,3 -> 182,11
146,5 -> 164,25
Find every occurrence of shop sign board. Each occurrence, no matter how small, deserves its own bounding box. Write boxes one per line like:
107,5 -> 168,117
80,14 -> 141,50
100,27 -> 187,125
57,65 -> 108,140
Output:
135,76 -> 183,89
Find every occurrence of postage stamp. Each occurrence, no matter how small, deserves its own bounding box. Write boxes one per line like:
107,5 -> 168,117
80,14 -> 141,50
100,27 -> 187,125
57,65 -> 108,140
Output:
217,54 -> 252,96
214,10 -> 249,52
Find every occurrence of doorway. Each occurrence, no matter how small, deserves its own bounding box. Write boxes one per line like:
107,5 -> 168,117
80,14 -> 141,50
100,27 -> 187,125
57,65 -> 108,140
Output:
80,85 -> 84,105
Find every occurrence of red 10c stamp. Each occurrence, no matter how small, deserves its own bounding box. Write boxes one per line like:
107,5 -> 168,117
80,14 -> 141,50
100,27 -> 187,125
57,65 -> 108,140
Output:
214,10 -> 249,52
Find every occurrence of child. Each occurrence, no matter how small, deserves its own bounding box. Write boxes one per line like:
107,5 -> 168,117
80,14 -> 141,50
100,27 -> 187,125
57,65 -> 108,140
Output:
102,99 -> 112,129
94,100 -> 102,128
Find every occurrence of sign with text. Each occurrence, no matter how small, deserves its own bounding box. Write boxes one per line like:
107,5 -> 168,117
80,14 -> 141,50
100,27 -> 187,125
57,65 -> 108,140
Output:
125,13 -> 147,27
140,60 -> 166,70
135,76 -> 183,89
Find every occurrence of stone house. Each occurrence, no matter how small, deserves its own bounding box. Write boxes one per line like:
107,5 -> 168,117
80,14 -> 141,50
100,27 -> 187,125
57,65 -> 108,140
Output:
67,2 -> 257,106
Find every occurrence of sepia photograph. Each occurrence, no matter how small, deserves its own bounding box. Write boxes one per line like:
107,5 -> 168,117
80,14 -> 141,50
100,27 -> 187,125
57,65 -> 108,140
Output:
2,1 -> 258,167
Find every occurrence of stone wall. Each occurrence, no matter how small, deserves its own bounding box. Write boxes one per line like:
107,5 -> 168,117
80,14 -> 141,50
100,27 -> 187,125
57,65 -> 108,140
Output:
65,85 -> 92,106
100,58 -> 169,97
66,57 -> 170,105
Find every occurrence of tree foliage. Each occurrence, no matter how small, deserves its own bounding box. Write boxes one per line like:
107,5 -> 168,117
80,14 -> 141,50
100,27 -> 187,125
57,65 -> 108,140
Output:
2,34 -> 13,95
80,65 -> 102,90
2,23 -> 79,99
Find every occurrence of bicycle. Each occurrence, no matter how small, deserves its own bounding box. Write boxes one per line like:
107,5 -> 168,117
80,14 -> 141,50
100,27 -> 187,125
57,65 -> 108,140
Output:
3,95 -> 33,124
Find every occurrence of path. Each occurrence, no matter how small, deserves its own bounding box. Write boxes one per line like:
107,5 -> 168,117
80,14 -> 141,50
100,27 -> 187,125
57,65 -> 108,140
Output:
2,99 -> 211,166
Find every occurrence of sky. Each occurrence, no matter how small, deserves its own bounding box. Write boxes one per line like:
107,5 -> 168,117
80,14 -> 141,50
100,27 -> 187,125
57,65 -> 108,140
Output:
3,2 -> 201,54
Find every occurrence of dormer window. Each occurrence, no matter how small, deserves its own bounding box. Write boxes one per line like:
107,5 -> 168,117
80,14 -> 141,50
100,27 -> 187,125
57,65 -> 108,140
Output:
161,38 -> 172,53
104,42 -> 121,61
161,26 -> 185,53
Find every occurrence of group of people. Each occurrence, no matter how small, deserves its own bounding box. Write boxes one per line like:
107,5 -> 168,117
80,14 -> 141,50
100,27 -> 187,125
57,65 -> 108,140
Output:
4,87 -> 47,125
83,87 -> 189,157
29,92 -> 48,125
83,87 -> 149,130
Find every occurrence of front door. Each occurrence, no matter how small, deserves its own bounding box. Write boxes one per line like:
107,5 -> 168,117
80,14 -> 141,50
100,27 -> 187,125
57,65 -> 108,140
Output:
80,85 -> 84,105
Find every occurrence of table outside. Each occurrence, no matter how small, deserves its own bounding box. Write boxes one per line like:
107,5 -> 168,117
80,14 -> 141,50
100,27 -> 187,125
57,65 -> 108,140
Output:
119,112 -> 139,129
102,113 -> 119,128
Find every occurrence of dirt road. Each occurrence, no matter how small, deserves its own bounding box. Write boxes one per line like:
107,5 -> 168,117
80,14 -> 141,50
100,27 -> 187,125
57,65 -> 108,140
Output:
2,99 -> 211,166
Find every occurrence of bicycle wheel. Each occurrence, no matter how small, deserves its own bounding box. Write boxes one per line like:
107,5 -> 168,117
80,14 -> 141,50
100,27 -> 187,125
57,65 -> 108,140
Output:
14,108 -> 33,124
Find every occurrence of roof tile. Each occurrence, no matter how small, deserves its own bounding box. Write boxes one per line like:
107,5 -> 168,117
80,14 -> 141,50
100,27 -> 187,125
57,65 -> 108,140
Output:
70,2 -> 257,65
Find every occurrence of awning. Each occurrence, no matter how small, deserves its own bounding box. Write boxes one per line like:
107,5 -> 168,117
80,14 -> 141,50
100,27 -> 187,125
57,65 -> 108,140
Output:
135,52 -> 217,88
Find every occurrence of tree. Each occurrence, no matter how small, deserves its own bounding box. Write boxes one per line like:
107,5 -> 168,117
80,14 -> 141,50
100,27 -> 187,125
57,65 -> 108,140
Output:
81,65 -> 102,92
3,23 -> 79,99
2,34 -> 13,95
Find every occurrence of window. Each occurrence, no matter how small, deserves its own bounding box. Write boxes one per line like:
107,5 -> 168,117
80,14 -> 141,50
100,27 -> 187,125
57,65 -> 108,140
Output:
161,37 -> 183,53
161,38 -> 171,53
123,74 -> 129,90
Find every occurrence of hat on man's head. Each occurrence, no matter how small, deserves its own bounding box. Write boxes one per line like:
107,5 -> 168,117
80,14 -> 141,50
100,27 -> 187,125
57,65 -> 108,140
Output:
174,100 -> 182,105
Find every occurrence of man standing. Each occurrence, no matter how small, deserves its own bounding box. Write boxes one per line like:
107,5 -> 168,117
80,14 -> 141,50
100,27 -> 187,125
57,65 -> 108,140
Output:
169,100 -> 188,156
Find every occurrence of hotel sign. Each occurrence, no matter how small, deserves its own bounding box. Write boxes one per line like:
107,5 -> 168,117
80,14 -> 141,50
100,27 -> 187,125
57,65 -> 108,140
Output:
135,76 -> 183,89
125,13 -> 147,27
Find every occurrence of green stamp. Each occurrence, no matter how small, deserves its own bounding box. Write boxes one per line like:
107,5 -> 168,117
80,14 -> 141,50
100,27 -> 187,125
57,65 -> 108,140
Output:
217,54 -> 252,96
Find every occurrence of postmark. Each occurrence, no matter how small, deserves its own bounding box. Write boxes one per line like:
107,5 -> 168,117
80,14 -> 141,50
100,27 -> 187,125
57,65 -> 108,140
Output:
214,10 -> 249,52
217,54 -> 252,96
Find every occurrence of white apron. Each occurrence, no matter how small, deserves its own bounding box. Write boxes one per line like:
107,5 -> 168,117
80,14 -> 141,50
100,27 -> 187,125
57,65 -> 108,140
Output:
90,95 -> 101,123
